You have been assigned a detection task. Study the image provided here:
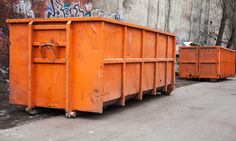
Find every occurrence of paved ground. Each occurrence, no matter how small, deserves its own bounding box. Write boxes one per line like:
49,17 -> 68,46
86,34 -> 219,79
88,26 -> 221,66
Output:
0,77 -> 236,141
0,77 -> 198,129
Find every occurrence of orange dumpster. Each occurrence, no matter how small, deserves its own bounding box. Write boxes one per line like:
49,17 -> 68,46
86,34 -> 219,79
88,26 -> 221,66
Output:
7,17 -> 176,117
179,46 -> 235,80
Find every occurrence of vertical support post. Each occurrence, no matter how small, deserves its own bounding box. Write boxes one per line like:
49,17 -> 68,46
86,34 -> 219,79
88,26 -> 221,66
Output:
164,36 -> 169,92
196,46 -> 200,78
234,51 -> 235,75
218,47 -> 221,78
137,30 -> 145,100
99,21 -> 105,112
66,21 -> 72,115
119,26 -> 127,106
27,21 -> 33,112
195,47 -> 200,77
152,33 -> 159,95
172,36 -> 176,90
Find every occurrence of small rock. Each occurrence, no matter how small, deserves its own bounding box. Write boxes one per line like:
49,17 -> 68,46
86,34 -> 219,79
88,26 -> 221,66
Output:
0,110 -> 7,116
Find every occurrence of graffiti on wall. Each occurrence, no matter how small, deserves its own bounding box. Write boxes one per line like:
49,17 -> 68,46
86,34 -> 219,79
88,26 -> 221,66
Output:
46,0 -> 120,20
15,0 -> 35,18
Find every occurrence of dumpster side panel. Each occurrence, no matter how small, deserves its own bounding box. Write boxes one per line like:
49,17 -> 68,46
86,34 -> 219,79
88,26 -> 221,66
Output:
103,22 -> 175,104
70,22 -> 103,113
126,27 -> 142,58
219,47 -> 236,78
167,36 -> 175,86
103,64 -> 122,102
103,23 -> 123,102
157,62 -> 166,86
179,47 -> 198,78
156,34 -> 168,87
31,23 -> 67,109
125,63 -> 141,95
125,27 -> 142,96
144,31 -> 156,58
143,63 -> 155,91
220,48 -> 227,78
32,64 -> 66,108
199,47 -> 219,79
143,31 -> 156,91
9,24 -> 28,105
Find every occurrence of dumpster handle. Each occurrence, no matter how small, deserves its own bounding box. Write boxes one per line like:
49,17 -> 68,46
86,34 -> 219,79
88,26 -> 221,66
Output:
39,42 -> 58,58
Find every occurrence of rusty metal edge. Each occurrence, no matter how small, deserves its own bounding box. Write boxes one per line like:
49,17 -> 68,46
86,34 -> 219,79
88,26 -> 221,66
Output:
179,46 -> 236,53
6,17 -> 176,37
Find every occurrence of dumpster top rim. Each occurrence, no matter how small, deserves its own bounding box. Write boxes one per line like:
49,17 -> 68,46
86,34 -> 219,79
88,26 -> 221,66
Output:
6,17 -> 175,37
179,46 -> 236,53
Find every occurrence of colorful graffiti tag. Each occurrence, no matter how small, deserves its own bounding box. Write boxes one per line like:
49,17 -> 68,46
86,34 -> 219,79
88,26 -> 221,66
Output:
15,0 -> 35,18
46,0 -> 120,20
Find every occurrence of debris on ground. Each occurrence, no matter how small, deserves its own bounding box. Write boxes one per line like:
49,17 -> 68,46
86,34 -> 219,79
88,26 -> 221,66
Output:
0,66 -> 9,94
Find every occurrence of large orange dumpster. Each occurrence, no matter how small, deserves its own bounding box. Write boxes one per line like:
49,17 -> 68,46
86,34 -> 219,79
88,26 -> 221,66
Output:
7,17 -> 176,117
179,46 -> 235,80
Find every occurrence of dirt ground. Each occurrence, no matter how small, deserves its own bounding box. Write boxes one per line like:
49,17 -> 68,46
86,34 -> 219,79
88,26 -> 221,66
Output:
0,86 -> 65,129
0,76 -> 199,130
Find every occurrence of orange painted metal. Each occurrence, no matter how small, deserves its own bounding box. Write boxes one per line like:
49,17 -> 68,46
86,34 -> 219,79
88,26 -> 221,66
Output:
7,17 -> 176,115
179,46 -> 235,79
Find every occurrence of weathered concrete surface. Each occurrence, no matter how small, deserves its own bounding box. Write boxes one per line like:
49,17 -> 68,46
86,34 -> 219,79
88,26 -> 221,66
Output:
13,0 -> 223,45
0,77 -> 236,141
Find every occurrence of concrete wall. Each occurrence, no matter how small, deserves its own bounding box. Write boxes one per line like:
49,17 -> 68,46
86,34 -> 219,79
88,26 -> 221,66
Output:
13,0 -> 222,46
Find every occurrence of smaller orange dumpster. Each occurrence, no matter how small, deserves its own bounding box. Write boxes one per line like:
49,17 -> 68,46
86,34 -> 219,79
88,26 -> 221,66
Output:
179,46 -> 235,80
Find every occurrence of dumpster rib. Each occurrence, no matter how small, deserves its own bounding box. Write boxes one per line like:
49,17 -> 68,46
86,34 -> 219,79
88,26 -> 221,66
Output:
137,30 -> 145,100
172,36 -> 176,89
152,33 -> 159,95
164,36 -> 169,92
100,21 -> 105,113
119,26 -> 127,106
27,21 -> 33,111
65,21 -> 72,116
197,47 -> 199,76
33,25 -> 66,30
218,48 -> 221,76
